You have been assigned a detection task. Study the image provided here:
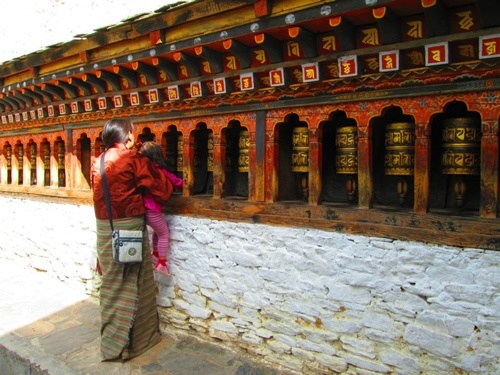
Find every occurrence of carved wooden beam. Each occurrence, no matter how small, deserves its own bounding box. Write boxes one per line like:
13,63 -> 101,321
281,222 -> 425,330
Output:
131,61 -> 158,85
67,77 -> 92,96
95,70 -> 122,91
194,45 -> 223,74
254,33 -> 283,64
81,73 -> 108,93
1,95 -> 20,110
32,86 -> 54,103
223,39 -> 251,69
329,16 -> 356,50
11,91 -> 33,107
254,0 -> 272,17
372,6 -> 401,44
151,57 -> 178,82
21,88 -> 44,105
421,0 -> 449,37
54,80 -> 78,98
288,26 -> 317,58
476,0 -> 500,28
112,66 -> 138,89
173,52 -> 200,78
41,83 -> 65,101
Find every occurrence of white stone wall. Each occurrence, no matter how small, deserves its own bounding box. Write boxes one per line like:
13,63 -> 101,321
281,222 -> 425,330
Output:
0,196 -> 498,374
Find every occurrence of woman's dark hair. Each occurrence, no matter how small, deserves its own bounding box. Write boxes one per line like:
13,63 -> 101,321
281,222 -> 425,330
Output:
102,118 -> 133,149
139,141 -> 168,170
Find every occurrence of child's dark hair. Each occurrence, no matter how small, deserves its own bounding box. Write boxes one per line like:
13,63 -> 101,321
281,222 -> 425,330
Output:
139,141 -> 169,170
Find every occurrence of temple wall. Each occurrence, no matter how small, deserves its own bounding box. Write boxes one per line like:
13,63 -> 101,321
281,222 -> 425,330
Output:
0,195 -> 498,374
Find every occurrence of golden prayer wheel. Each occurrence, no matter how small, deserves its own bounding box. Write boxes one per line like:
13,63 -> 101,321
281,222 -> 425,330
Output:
57,142 -> 65,169
384,122 -> 415,176
335,126 -> 358,174
207,132 -> 214,172
6,146 -> 11,169
238,130 -> 249,172
441,117 -> 480,175
177,136 -> 184,172
43,145 -> 50,169
291,127 -> 309,172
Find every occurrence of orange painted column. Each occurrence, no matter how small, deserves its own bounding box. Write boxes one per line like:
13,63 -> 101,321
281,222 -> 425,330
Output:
212,132 -> 223,199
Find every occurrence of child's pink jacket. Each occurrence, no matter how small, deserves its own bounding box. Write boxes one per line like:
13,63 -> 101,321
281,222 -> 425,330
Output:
143,167 -> 183,213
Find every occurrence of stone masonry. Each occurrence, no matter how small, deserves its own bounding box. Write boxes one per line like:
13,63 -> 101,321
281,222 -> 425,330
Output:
0,195 -> 498,374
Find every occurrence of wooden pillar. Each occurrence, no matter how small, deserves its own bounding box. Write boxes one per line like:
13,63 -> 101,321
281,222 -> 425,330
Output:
212,132 -> 223,199
50,141 -> 58,188
414,121 -> 431,214
11,146 -> 19,185
23,148 -> 30,187
184,134 -> 194,196
249,110 -> 266,202
265,125 -> 279,203
480,119 -> 499,218
0,147 -> 6,185
37,143 -> 45,187
357,124 -> 373,209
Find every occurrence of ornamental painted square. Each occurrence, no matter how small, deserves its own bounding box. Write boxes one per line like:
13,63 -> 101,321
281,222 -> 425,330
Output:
47,105 -> 55,116
59,104 -> 67,115
130,92 -> 140,106
379,50 -> 399,72
148,88 -> 159,103
84,99 -> 93,111
240,73 -> 254,90
269,68 -> 285,87
425,42 -> 449,66
302,62 -> 319,82
71,101 -> 80,113
190,81 -> 202,97
98,97 -> 107,110
214,78 -> 226,94
113,95 -> 123,108
168,85 -> 180,100
479,34 -> 500,59
37,107 -> 45,118
338,55 -> 358,77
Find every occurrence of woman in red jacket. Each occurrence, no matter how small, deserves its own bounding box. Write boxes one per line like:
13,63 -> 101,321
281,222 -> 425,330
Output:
92,118 -> 173,362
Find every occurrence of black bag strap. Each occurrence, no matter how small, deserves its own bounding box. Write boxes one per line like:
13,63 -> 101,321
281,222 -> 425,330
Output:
100,151 -> 130,280
100,152 -> 114,232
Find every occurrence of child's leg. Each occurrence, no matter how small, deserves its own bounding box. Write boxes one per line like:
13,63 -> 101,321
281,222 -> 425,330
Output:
145,211 -> 170,261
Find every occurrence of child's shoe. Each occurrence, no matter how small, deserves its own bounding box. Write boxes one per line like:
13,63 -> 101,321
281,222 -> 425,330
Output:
154,263 -> 171,276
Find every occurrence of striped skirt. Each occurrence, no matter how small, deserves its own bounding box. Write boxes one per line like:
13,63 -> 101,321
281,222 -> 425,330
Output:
96,215 -> 161,361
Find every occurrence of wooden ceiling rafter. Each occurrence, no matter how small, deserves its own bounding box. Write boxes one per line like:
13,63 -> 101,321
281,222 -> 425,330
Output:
20,88 -> 44,106
11,91 -> 33,107
81,74 -> 108,94
111,66 -> 138,89
67,77 -> 93,96
54,80 -> 78,99
131,61 -> 159,85
151,57 -> 179,81
95,70 -> 122,91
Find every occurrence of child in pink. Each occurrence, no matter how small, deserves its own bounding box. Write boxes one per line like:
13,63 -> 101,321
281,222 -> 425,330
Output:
139,141 -> 183,276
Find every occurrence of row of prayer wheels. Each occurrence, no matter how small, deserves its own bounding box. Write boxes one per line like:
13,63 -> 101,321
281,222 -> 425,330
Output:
163,117 -> 481,186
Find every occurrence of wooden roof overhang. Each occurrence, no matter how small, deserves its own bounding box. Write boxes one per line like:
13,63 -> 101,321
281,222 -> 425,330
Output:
0,0 -> 498,126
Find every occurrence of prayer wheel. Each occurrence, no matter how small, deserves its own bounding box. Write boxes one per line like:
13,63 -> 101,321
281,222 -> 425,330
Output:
6,145 -> 11,170
441,117 -> 480,175
57,141 -> 65,187
207,132 -> 214,172
18,145 -> 23,184
335,126 -> 358,174
291,127 -> 309,172
238,130 -> 249,172
30,144 -> 37,185
165,133 -> 178,172
384,122 -> 415,176
177,136 -> 184,172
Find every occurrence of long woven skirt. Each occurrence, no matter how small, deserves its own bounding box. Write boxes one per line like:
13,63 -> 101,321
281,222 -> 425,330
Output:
96,215 -> 161,361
